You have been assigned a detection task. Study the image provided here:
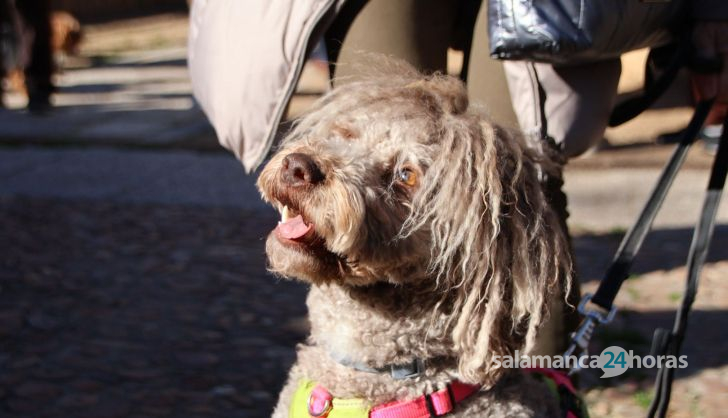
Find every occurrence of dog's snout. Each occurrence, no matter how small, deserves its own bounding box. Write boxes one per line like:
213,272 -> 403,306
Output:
281,153 -> 324,187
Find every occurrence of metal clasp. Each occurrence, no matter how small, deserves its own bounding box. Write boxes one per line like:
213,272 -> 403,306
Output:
563,293 -> 617,375
307,392 -> 332,417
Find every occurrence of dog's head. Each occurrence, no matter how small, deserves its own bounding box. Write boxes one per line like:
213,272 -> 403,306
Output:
51,11 -> 83,56
257,61 -> 571,385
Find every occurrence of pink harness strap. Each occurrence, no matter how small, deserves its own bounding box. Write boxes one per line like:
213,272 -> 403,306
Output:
369,381 -> 480,418
306,368 -> 582,418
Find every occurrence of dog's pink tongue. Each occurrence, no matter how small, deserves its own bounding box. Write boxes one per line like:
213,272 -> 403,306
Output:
277,215 -> 313,240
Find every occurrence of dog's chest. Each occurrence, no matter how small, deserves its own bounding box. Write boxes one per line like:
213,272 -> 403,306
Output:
305,284 -> 451,367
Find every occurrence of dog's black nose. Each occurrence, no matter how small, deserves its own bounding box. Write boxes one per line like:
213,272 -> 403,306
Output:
281,153 -> 324,187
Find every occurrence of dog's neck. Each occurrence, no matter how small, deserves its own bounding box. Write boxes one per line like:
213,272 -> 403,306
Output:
347,281 -> 443,316
306,280 -> 456,371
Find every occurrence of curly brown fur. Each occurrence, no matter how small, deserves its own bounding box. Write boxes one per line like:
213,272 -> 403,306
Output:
257,59 -> 572,417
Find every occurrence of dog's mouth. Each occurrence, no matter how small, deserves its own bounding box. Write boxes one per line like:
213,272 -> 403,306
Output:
275,205 -> 316,243
269,197 -> 332,255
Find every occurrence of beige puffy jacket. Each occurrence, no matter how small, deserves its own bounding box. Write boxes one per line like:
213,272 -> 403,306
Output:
188,0 -> 344,172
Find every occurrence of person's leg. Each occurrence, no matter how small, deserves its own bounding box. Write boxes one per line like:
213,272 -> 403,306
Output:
15,0 -> 53,112
505,59 -> 622,158
329,0 -> 459,84
466,2 -> 519,128
504,59 -> 622,356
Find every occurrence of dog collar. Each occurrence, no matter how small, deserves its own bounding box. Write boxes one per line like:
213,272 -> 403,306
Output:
290,379 -> 481,418
332,355 -> 427,380
327,348 -> 455,380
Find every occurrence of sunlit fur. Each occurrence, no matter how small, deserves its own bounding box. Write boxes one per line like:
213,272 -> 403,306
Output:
257,59 -> 572,417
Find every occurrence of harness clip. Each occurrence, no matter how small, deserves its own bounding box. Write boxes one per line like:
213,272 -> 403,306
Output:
563,293 -> 617,375
307,389 -> 333,417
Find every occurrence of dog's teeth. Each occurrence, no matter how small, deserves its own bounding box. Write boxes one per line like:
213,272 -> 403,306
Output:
282,205 -> 291,222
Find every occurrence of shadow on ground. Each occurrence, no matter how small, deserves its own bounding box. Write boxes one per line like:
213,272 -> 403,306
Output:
579,308 -> 728,389
574,225 -> 728,283
0,197 -> 306,417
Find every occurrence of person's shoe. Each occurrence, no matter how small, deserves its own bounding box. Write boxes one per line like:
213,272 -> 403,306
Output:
25,78 -> 55,115
27,92 -> 52,115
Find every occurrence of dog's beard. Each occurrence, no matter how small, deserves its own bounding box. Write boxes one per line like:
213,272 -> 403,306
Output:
261,193 -> 350,284
257,157 -> 361,284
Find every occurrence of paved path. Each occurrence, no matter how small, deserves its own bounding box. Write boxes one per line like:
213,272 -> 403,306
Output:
0,196 -> 307,418
0,147 -> 265,211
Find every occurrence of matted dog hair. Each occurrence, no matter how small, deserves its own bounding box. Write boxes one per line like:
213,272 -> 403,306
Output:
280,58 -> 572,386
391,66 -> 571,385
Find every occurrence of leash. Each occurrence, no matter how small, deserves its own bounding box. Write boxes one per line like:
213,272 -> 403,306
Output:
563,99 -> 716,371
566,102 -> 727,418
646,115 -> 728,418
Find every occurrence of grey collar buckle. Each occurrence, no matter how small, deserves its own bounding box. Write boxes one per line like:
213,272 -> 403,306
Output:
389,358 -> 425,379
334,355 -> 427,380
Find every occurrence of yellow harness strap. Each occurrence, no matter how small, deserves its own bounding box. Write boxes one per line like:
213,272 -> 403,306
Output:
290,380 -> 371,418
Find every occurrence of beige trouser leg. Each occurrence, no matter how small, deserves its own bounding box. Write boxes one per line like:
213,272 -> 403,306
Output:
466,2 -> 519,128
333,0 -> 518,134
504,59 -> 622,157
332,0 -> 459,84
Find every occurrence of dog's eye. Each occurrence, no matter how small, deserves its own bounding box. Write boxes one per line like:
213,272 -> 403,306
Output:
396,168 -> 418,187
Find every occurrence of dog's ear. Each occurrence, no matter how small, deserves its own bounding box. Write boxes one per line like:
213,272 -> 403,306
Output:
405,75 -> 468,115
403,115 -> 571,386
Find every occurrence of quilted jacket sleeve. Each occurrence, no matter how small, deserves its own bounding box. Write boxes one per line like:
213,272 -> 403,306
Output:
188,0 -> 339,172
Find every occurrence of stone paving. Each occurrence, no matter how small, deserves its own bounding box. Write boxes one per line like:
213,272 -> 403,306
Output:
0,197 -> 307,418
0,189 -> 725,417
0,12 -> 726,418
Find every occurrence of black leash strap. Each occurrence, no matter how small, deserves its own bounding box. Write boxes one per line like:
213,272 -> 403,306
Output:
591,100 -> 715,311
563,101 -> 715,374
647,115 -> 728,418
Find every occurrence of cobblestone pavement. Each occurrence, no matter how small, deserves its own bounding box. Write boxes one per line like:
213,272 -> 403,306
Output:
0,197 -> 307,417
1,194 -> 726,417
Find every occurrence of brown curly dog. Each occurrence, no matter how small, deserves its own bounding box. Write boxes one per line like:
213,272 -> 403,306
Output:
257,61 -> 575,418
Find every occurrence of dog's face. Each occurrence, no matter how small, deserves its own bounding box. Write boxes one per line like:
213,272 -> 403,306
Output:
257,77 -> 450,286
258,66 -> 571,384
